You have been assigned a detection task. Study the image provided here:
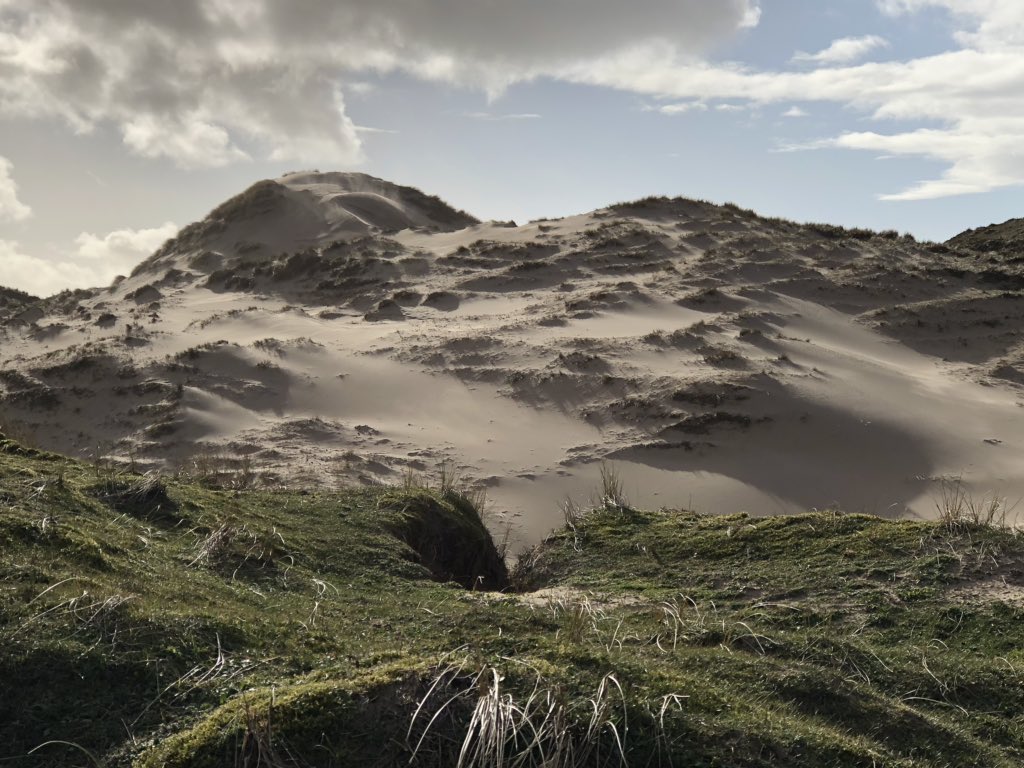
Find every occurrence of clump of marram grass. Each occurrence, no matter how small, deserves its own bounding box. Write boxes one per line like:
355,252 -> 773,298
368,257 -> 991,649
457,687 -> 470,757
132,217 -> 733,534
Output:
408,662 -> 628,768
187,522 -> 288,579
90,470 -> 182,525
935,476 -> 1016,531
597,461 -> 629,513
562,495 -> 585,530
555,595 -> 601,645
12,588 -> 137,646
187,523 -> 236,568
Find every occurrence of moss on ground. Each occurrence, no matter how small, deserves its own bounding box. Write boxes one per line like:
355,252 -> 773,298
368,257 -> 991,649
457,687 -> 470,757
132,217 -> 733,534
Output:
3,436 -> 1024,766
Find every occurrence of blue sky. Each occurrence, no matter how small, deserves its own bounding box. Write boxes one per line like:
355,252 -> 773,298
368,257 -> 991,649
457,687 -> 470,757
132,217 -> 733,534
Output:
1,0 -> 1023,295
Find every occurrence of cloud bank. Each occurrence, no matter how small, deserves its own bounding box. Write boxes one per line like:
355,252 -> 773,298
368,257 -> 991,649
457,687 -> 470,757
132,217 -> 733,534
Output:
0,0 -> 757,167
1,1 -> 1022,200
0,222 -> 177,297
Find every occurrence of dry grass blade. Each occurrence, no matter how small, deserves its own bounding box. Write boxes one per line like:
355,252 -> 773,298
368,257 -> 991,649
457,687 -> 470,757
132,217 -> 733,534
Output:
652,694 -> 689,767
408,661 -> 476,761
28,740 -> 104,767
239,695 -> 293,768
935,476 -> 1016,531
582,674 -> 628,764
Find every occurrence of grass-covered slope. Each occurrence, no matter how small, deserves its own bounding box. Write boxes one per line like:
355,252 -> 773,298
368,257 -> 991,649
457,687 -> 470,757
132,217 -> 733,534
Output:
948,216 -> 1024,257
3,436 -> 1024,767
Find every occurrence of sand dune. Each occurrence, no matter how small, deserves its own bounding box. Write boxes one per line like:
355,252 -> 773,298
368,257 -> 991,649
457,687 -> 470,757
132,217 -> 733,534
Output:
2,172 -> 1024,549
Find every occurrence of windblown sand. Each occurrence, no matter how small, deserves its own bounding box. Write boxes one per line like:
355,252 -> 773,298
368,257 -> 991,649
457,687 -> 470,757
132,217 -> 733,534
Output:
3,172 -> 1023,550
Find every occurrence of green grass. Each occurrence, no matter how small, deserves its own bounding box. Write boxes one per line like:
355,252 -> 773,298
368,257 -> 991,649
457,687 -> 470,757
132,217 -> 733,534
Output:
3,435 -> 1024,766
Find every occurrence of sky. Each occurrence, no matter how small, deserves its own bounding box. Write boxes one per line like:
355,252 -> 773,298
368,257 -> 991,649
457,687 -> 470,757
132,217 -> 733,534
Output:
1,0 -> 1023,296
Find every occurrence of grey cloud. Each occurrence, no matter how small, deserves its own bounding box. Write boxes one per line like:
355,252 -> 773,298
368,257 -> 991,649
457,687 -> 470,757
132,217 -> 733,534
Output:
0,0 -> 758,166
257,1 -> 756,66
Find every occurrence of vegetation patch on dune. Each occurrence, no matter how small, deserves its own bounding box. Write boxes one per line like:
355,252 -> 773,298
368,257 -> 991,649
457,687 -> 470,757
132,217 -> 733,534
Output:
3,436 -> 1024,766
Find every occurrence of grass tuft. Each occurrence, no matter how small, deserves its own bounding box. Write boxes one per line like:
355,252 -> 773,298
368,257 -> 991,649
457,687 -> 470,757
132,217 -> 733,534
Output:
597,461 -> 629,513
935,476 -> 1015,531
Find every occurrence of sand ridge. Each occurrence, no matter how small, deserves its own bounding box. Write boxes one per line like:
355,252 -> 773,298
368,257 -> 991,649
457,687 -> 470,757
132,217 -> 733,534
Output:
3,173 -> 1024,548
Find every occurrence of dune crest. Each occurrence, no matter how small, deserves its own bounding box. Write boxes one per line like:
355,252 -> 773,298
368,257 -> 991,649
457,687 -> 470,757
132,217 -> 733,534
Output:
2,178 -> 1024,547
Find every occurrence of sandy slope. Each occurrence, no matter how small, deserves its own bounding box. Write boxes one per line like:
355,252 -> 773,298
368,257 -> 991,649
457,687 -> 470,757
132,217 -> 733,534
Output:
3,173 -> 1024,549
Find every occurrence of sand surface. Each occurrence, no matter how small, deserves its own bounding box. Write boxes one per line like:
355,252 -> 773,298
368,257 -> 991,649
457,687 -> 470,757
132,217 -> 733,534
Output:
3,173 -> 1024,550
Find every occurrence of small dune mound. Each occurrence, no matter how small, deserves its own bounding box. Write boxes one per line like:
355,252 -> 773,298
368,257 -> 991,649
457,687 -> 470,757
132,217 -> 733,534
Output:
187,251 -> 224,272
676,287 -> 748,311
422,291 -> 461,311
948,216 -> 1024,256
0,286 -> 38,312
391,289 -> 422,307
364,299 -> 406,322
0,433 -> 60,460
127,284 -> 163,305
13,306 -> 44,325
281,171 -> 479,232
140,665 -> 442,768
132,173 -> 478,281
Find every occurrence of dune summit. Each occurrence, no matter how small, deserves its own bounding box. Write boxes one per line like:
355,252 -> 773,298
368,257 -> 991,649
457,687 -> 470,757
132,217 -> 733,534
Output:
2,173 -> 1024,547
135,171 -> 479,280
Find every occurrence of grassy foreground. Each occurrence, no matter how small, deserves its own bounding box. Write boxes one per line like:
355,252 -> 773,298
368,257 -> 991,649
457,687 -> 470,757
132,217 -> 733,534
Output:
3,437 -> 1024,766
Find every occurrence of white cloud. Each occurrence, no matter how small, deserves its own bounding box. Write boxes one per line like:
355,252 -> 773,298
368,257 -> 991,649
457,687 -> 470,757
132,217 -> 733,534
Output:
740,5 -> 763,28
792,35 -> 889,65
465,112 -> 542,121
353,125 -> 399,135
0,240 -> 95,296
74,222 -> 179,270
0,0 -> 758,168
0,223 -> 177,297
783,106 -> 809,118
122,116 -> 250,168
648,101 -> 708,115
877,0 -> 1024,47
560,2 -> 1024,200
830,125 -> 1024,199
347,82 -> 376,96
0,157 -> 31,221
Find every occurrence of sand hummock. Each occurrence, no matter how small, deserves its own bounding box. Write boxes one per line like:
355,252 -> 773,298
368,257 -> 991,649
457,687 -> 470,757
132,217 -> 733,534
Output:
3,174 -> 1024,550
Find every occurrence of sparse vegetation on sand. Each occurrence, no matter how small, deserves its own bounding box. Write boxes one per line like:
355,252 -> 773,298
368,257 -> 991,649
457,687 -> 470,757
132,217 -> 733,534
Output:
4,435 -> 1024,766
